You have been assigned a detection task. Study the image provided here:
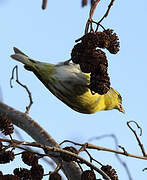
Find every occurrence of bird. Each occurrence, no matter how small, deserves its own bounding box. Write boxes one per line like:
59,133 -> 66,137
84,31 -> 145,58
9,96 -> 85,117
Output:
11,47 -> 124,114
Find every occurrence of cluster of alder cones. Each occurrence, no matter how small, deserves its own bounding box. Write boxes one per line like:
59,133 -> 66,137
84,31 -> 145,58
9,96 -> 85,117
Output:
71,29 -> 120,95
60,146 -> 119,180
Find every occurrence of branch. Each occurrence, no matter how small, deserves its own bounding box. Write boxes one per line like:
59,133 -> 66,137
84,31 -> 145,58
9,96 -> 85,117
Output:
0,101 -> 81,180
87,143 -> 147,160
10,65 -> 33,114
0,138 -> 111,180
97,0 -> 115,25
127,121 -> 146,157
84,0 -> 115,33
60,140 -> 147,160
89,134 -> 132,180
42,0 -> 48,10
85,0 -> 101,34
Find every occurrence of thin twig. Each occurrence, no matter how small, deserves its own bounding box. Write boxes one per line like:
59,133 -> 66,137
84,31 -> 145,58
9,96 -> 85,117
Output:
85,0 -> 115,33
42,0 -> 48,10
78,142 -> 88,153
53,162 -> 62,173
60,139 -> 147,160
0,138 -> 111,180
78,143 -> 103,166
60,140 -> 84,147
89,134 -> 133,180
85,149 -> 103,166
89,0 -> 101,21
97,0 -> 115,25
118,145 -> 128,156
10,66 -> 33,114
0,102 -> 81,180
87,143 -> 147,160
60,140 -> 103,166
85,0 -> 101,34
143,168 -> 147,172
44,162 -> 62,176
127,121 -> 146,157
92,20 -> 106,30
77,162 -> 83,172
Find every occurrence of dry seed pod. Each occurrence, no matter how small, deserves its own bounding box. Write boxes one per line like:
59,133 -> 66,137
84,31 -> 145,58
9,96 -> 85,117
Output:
13,168 -> 31,179
89,72 -> 110,95
81,170 -> 96,180
0,151 -> 15,164
101,165 -> 119,180
103,29 -> 120,54
21,151 -> 38,166
61,146 -> 78,162
78,32 -> 110,49
49,172 -> 61,180
80,32 -> 100,49
95,31 -> 110,49
31,164 -> 44,180
0,112 -> 14,135
79,49 -> 108,74
71,43 -> 86,64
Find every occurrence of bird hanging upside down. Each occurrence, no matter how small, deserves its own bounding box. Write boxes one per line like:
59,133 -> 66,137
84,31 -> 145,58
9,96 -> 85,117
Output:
11,47 -> 124,114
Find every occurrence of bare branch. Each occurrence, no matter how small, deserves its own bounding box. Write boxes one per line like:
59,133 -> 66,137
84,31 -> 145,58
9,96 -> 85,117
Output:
87,143 -> 147,160
127,121 -> 146,156
10,66 -> 33,114
85,0 -> 115,33
42,0 -> 48,10
97,0 -> 115,25
60,139 -> 147,160
0,138 -> 111,180
0,101 -> 81,180
118,145 -> 128,156
85,0 -> 101,34
90,134 -> 132,180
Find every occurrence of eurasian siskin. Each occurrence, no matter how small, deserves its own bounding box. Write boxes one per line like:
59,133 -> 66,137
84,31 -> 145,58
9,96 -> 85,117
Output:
11,47 -> 124,114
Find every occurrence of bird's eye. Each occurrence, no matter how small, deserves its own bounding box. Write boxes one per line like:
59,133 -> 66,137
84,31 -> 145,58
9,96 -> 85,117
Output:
118,94 -> 122,102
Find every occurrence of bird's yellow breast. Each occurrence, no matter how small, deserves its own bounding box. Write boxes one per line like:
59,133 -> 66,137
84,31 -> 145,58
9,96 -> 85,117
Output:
73,89 -> 106,114
32,62 -> 119,114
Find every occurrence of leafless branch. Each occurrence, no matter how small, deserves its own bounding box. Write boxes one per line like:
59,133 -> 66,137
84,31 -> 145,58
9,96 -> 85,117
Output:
42,0 -> 48,10
0,101 -> 81,180
85,0 -> 101,34
89,134 -> 132,180
85,0 -> 115,33
0,138 -> 111,180
97,0 -> 115,25
127,121 -> 146,157
87,143 -> 147,160
60,139 -> 147,160
10,66 -> 33,114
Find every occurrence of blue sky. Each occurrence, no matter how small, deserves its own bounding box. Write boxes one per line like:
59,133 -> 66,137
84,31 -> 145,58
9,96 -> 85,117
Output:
0,0 -> 147,179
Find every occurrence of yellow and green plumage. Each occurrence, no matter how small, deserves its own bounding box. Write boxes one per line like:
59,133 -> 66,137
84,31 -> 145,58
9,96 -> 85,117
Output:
11,47 -> 124,114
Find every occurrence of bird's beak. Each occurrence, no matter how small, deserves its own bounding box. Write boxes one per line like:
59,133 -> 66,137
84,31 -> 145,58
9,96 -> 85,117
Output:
116,103 -> 125,114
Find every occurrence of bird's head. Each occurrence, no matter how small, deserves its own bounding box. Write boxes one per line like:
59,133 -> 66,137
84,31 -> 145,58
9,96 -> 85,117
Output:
114,91 -> 125,113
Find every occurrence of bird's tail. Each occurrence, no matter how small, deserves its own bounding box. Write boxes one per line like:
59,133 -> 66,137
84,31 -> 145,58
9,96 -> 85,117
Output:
11,47 -> 36,68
